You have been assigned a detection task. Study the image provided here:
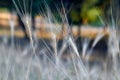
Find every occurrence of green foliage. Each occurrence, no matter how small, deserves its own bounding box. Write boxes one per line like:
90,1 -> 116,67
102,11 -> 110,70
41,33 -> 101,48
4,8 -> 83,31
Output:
80,0 -> 103,25
87,8 -> 101,22
0,0 -> 109,25
0,8 -> 8,12
70,9 -> 80,23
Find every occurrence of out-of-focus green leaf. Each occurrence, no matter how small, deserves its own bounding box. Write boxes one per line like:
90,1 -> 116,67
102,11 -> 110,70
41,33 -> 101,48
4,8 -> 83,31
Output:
87,8 -> 101,22
70,9 -> 80,23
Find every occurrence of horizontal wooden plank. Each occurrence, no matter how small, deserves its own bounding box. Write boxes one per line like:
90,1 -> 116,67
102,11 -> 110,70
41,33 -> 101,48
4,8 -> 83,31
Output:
0,26 -> 109,39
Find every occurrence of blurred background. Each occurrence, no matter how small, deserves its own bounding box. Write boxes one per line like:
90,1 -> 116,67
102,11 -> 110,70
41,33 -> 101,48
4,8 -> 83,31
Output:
0,1 -> 120,80
0,0 -> 119,62
0,0 -> 113,26
0,0 -> 119,42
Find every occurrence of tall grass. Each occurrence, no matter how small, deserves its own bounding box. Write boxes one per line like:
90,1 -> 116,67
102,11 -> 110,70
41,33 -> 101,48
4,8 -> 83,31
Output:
0,0 -> 120,80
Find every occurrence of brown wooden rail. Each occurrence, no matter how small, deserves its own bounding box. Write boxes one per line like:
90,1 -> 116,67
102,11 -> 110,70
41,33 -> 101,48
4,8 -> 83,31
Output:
0,13 -> 109,39
0,27 -> 109,40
